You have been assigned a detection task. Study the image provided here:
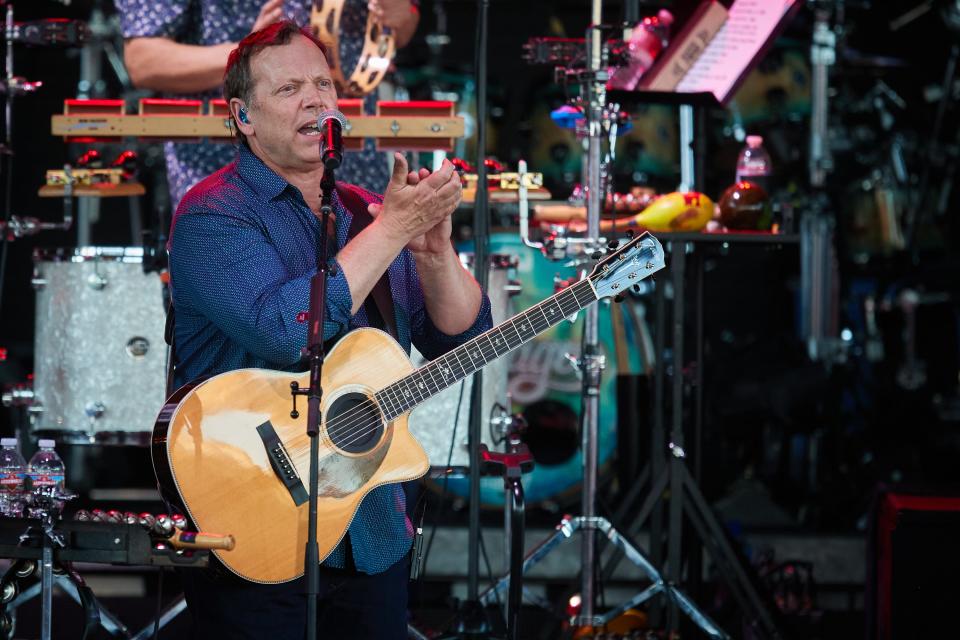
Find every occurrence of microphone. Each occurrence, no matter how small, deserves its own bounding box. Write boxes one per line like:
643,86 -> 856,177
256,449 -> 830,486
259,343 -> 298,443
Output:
317,109 -> 347,171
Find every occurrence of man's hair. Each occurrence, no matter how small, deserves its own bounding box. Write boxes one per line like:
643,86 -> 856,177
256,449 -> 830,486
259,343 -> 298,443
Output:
223,20 -> 332,144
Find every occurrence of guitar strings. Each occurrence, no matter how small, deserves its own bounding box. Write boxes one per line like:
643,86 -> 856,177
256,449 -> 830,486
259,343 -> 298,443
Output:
312,283 -> 597,454
328,247 -> 652,452
289,273 -> 606,456
320,287 -> 579,447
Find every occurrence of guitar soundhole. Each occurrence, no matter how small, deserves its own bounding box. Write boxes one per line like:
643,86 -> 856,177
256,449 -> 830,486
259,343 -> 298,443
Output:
326,392 -> 384,454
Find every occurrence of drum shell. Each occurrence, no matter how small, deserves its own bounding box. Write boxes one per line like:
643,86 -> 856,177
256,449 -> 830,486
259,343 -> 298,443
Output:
407,254 -> 517,470
30,248 -> 167,445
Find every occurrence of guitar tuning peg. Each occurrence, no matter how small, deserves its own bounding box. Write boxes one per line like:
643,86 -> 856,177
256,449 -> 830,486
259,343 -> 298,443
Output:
607,239 -> 620,250
590,251 -> 603,260
632,284 -> 641,292
626,229 -> 636,238
614,293 -> 626,303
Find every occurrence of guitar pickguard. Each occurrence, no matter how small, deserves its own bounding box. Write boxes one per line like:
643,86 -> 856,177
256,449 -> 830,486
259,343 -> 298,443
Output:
313,424 -> 392,498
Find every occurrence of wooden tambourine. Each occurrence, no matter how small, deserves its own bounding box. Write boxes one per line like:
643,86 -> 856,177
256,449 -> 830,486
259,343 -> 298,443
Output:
311,0 -> 396,97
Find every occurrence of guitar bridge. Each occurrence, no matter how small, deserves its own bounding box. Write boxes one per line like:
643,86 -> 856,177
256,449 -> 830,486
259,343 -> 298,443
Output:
256,421 -> 307,506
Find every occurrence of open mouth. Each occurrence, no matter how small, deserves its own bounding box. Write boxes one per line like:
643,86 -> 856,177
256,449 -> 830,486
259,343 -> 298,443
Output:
298,123 -> 320,136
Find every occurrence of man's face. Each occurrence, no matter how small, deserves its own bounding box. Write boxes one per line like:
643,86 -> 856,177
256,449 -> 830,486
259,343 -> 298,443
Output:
245,34 -> 338,176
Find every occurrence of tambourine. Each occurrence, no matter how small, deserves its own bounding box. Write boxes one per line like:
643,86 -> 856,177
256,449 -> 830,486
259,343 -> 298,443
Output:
311,0 -> 396,97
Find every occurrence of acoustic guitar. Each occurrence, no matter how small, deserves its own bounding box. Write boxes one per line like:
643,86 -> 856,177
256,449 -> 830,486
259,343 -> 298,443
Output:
151,233 -> 665,584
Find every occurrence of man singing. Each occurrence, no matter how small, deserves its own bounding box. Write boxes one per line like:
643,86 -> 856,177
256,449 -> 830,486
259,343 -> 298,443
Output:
167,20 -> 490,639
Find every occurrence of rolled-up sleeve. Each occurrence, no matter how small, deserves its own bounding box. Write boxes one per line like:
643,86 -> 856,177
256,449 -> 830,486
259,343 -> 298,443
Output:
411,287 -> 493,361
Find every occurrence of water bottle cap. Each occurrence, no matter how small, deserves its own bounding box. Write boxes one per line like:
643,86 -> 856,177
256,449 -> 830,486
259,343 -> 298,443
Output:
38,439 -> 56,448
746,135 -> 763,147
0,438 -> 16,447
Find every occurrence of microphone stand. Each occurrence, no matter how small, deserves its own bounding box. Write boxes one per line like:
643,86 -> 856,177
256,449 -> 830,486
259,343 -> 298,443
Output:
302,164 -> 337,640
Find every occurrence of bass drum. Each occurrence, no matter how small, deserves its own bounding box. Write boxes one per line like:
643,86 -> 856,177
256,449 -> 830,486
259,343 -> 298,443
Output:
407,253 -> 518,470
439,232 -> 625,509
30,247 -> 168,445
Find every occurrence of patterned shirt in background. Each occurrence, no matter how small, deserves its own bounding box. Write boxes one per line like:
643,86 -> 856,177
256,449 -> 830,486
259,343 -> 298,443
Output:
114,0 -> 390,209
168,143 -> 492,573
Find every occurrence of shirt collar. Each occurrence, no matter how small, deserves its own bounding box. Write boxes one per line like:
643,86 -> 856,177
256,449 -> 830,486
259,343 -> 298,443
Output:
236,143 -> 296,201
235,143 -> 353,238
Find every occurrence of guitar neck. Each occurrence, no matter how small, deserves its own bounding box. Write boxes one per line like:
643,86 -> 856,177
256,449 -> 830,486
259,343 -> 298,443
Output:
376,278 -> 598,420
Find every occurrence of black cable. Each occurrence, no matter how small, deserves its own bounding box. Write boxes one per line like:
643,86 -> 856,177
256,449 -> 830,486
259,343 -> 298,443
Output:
467,0 -> 491,605
152,567 -> 164,640
419,379 -> 467,578
477,529 -> 502,623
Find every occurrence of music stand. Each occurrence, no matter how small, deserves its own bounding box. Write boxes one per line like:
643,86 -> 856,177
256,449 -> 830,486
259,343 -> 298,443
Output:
603,1 -> 805,636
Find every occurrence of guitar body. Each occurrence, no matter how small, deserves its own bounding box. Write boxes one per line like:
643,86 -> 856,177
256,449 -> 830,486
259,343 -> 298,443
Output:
151,328 -> 429,584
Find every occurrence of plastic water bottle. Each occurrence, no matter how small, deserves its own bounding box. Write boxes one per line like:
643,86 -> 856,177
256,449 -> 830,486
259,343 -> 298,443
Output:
0,438 -> 26,517
27,439 -> 65,500
735,135 -> 774,197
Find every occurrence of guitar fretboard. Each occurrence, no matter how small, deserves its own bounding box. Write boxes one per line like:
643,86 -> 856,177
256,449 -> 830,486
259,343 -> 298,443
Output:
374,278 -> 597,420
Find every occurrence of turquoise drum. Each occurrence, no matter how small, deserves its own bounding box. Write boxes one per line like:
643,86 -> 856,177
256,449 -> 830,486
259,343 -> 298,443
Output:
440,231 -> 634,508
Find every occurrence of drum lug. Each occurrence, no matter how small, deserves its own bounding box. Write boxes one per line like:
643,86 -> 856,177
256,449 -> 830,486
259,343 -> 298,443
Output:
84,401 -> 106,420
125,337 -> 151,358
31,269 -> 46,290
86,272 -> 108,290
1,384 -> 34,408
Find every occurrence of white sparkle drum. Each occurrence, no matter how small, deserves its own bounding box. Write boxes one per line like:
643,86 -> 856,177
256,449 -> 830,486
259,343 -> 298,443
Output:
30,247 -> 168,445
407,253 -> 519,472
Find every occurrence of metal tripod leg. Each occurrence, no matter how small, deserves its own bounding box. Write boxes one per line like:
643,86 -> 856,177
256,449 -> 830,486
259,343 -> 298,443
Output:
8,574 -> 131,638
478,515 -> 729,639
130,594 -> 188,640
603,243 -> 781,638
678,464 -> 782,639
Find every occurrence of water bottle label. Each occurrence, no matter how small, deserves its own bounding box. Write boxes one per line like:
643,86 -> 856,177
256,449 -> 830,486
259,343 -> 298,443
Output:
29,473 -> 63,488
738,159 -> 769,175
0,472 -> 22,487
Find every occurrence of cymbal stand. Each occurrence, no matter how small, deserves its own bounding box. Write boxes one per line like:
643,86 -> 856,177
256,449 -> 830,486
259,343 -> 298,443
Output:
484,5 -> 727,637
0,1 -> 41,320
802,4 -> 842,364
17,495 -> 76,640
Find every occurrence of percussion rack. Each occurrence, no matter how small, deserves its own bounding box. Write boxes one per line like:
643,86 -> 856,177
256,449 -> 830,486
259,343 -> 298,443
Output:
0,516 -> 211,640
50,98 -> 465,151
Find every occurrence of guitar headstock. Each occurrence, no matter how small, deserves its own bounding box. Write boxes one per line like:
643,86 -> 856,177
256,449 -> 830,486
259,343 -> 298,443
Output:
589,232 -> 665,300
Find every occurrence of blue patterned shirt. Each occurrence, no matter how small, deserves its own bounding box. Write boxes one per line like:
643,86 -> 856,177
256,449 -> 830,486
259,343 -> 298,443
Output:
114,0 -> 389,208
168,144 -> 492,573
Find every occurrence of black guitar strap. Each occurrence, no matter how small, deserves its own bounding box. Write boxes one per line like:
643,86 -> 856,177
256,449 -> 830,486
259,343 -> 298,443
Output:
336,183 -> 399,341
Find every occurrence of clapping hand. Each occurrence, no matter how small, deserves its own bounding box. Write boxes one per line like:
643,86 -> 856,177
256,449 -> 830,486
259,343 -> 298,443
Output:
367,153 -> 462,256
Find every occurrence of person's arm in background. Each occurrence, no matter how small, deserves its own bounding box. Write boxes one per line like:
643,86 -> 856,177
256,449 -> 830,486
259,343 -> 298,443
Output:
120,0 -> 284,93
368,0 -> 419,49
